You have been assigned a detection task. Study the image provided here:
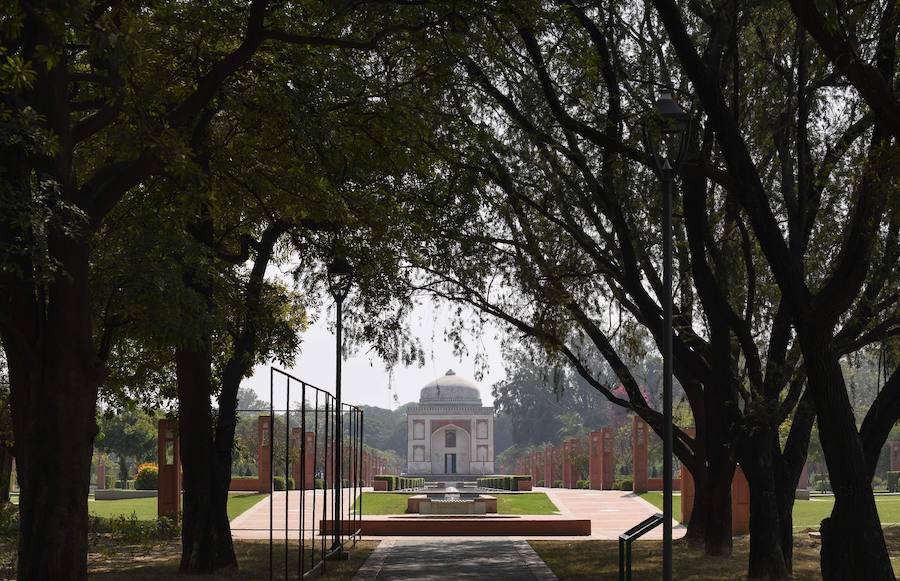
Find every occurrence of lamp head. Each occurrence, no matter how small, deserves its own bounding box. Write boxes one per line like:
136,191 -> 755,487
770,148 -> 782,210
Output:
327,256 -> 353,301
654,91 -> 689,132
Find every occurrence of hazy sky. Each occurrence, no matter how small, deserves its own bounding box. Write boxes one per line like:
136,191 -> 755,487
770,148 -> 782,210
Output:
242,299 -> 507,410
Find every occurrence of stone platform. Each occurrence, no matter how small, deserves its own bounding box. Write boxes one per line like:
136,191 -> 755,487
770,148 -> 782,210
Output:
320,515 -> 591,536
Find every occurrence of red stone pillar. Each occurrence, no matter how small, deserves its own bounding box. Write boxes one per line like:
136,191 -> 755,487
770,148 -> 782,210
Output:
257,415 -> 272,493
891,442 -> 900,471
680,426 -> 697,526
563,438 -> 581,488
601,427 -> 615,489
632,415 -> 649,493
543,447 -> 554,486
798,463 -> 809,490
589,431 -> 601,489
681,465 -> 694,525
732,466 -> 750,535
325,440 -> 335,488
157,419 -> 181,519
303,432 -> 315,488
291,427 -> 302,486
96,456 -> 106,491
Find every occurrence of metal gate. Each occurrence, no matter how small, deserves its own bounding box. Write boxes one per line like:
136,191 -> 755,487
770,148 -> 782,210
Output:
229,367 -> 364,579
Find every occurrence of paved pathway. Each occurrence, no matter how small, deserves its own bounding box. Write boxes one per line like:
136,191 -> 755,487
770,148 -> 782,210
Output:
540,487 -> 687,540
230,487 -> 686,541
231,488 -> 364,540
351,539 -> 558,580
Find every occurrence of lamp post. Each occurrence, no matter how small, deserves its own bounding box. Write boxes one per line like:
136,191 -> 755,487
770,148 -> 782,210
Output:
641,90 -> 690,581
327,256 -> 353,559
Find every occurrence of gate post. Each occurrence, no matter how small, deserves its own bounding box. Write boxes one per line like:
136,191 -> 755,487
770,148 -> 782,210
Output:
96,456 -> 106,491
544,446 -> 554,487
258,415 -> 272,493
158,419 -> 181,519
632,415 -> 649,493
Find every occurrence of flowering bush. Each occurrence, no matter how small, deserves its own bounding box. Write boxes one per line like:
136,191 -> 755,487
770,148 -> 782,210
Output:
134,463 -> 159,490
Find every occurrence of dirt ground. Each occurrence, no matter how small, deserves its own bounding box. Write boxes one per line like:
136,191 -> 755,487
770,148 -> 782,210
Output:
530,527 -> 900,580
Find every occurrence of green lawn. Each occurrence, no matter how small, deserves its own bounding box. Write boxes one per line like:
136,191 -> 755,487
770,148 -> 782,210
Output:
640,491 -> 900,530
497,492 -> 560,515
88,493 -> 267,522
638,491 -> 682,521
352,492 -> 560,515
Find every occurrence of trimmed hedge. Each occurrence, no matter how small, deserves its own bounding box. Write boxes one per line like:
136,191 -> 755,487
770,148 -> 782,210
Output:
888,471 -> 900,493
374,475 -> 425,491
476,475 -> 532,490
273,476 -> 296,491
576,479 -> 590,489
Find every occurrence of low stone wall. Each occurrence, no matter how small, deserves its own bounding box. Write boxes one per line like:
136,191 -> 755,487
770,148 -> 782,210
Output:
229,478 -> 261,492
320,516 -> 591,536
647,477 -> 682,491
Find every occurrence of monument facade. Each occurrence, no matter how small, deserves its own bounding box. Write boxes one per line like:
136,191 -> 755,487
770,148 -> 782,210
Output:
407,370 -> 495,475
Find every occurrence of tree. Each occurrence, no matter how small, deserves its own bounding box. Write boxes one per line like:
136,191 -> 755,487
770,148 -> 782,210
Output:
400,2 -> 803,565
649,0 -> 899,577
95,410 -> 158,483
0,1 -> 443,576
383,4 -> 897,578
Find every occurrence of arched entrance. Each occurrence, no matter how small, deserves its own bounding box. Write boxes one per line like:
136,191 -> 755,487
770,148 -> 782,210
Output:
430,424 -> 471,474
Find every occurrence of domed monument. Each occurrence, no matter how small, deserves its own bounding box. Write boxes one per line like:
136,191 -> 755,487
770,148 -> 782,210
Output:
406,370 -> 495,476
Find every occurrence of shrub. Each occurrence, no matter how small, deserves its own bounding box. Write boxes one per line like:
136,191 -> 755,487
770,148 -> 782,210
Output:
315,478 -> 325,489
553,480 -> 563,488
887,472 -> 900,493
88,513 -> 181,542
272,476 -> 297,490
0,503 -> 18,534
105,474 -> 117,489
374,475 -> 399,491
576,479 -> 589,489
619,479 -> 633,491
537,480 -> 545,487
134,464 -> 158,490
612,481 -> 621,490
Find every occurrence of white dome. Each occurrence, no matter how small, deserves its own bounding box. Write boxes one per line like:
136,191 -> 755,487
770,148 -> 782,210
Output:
419,369 -> 482,405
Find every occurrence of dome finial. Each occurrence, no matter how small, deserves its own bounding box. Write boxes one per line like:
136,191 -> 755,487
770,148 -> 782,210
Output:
446,369 -> 456,376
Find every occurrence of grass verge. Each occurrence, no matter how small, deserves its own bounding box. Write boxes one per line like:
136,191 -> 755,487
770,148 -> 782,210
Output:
85,539 -> 377,580
352,492 -> 560,515
87,493 -> 267,522
639,491 -> 900,530
530,533 -> 826,580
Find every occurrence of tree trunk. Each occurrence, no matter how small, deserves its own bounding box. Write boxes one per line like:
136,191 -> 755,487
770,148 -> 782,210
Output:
2,233 -> 101,580
799,331 -> 893,580
742,432 -> 790,580
176,346 -> 237,572
682,454 -> 734,555
118,456 -> 129,485
704,456 -> 734,556
0,447 -> 14,503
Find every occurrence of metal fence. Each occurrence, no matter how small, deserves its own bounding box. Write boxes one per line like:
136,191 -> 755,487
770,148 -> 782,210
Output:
229,367 -> 364,580
260,367 -> 363,579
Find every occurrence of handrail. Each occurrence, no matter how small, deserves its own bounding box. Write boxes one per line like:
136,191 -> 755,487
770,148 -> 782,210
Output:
618,513 -> 664,581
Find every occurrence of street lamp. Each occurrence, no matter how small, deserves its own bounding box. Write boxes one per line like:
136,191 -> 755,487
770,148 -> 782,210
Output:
327,256 -> 353,560
641,90 -> 690,581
